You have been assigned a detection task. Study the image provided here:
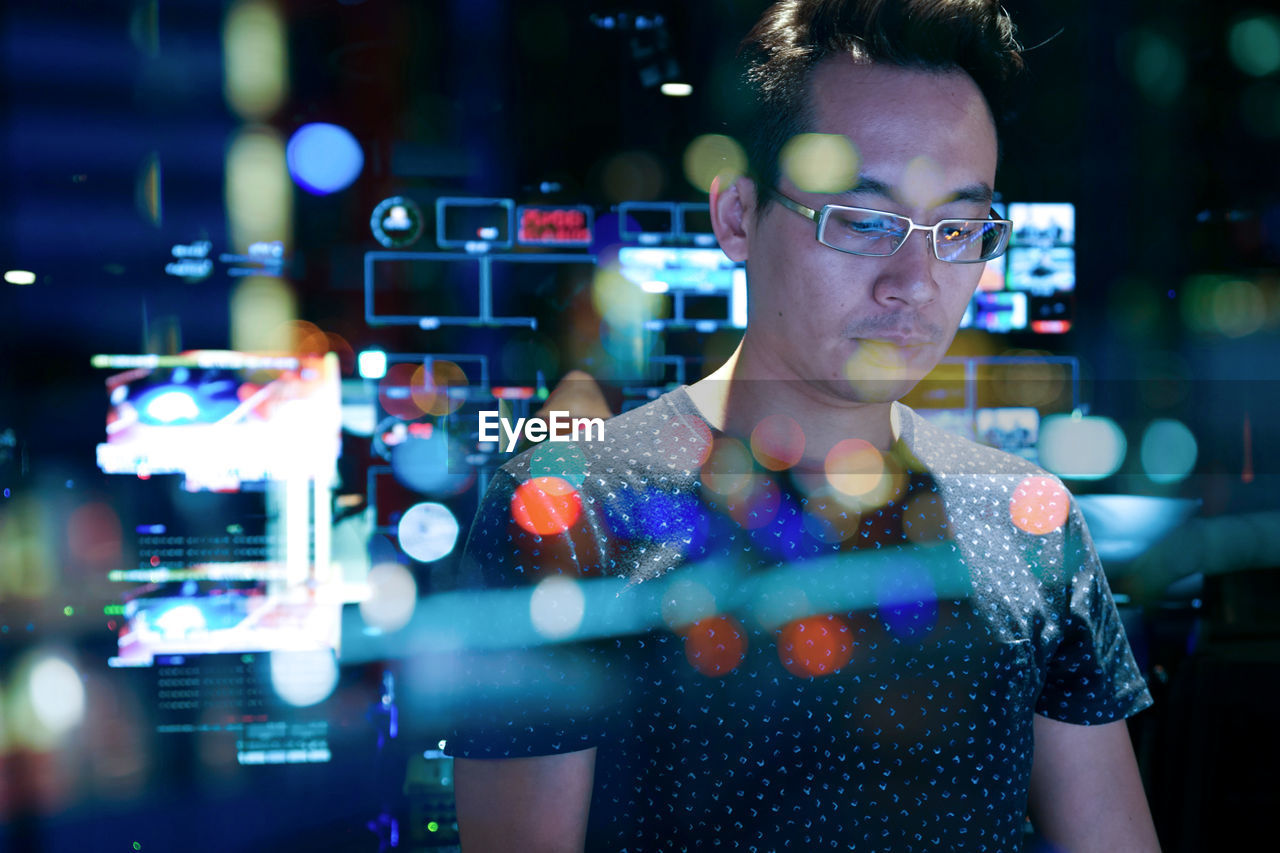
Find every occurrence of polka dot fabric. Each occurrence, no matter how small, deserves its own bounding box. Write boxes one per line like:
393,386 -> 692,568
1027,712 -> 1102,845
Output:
446,388 -> 1152,851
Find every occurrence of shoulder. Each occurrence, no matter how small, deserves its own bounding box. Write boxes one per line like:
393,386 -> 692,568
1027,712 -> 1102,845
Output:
894,401 -> 1083,550
895,400 -> 1061,493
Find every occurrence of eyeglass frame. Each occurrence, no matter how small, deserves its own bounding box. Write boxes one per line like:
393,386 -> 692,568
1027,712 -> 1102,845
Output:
764,187 -> 1012,264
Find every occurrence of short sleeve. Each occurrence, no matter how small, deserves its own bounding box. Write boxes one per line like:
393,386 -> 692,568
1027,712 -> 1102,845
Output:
443,468 -> 624,759
1035,500 -> 1154,724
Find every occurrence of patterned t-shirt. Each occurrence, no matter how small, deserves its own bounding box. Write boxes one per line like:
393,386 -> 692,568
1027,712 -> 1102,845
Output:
445,387 -> 1153,852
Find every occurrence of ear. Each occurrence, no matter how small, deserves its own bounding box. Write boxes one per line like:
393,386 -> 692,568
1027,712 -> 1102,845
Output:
709,173 -> 757,263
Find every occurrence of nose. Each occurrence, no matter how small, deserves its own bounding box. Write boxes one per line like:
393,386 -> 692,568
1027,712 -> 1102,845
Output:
871,228 -> 941,309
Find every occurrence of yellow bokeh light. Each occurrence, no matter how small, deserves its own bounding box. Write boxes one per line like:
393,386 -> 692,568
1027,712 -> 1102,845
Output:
991,356 -> 1068,408
223,0 -> 288,120
225,125 -> 292,253
842,341 -> 909,401
230,275 -> 297,353
410,360 -> 468,417
780,133 -> 859,194
700,436 -> 755,497
824,439 -> 885,499
900,156 -> 947,209
591,264 -> 659,329
683,134 -> 748,194
1211,278 -> 1266,337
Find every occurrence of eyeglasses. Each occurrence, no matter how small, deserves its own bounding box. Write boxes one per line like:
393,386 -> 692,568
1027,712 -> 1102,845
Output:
767,189 -> 1012,264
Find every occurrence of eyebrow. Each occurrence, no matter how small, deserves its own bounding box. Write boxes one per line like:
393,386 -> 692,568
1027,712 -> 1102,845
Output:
836,175 -> 994,207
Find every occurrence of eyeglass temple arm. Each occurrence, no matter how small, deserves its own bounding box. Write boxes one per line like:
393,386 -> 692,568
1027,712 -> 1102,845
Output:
764,187 -> 820,222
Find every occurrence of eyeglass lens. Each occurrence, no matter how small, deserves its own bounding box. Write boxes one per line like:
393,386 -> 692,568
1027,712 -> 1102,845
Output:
820,208 -> 1009,262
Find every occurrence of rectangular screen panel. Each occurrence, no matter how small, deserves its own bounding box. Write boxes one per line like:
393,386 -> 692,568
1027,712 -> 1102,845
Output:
114,582 -> 341,666
436,197 -> 514,250
682,293 -> 730,322
366,254 -> 483,325
976,250 -> 1007,293
1007,246 -> 1075,293
489,257 -> 597,323
617,246 -> 740,291
618,202 -> 675,242
94,352 -> 341,487
516,205 -> 593,247
968,291 -> 1028,333
678,203 -> 716,245
1008,202 -> 1075,247
975,406 -> 1040,461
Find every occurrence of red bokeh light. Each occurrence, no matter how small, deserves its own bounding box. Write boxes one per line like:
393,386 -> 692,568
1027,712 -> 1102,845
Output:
682,614 -> 747,677
777,614 -> 854,677
750,414 -> 806,470
511,476 -> 583,536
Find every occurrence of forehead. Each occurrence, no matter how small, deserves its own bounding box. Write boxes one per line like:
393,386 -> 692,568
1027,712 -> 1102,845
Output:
805,57 -> 999,192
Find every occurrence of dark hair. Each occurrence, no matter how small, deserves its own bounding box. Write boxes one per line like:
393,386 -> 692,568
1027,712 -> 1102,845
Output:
736,0 -> 1023,197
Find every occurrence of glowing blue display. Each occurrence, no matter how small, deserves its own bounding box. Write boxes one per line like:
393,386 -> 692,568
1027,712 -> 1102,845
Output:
286,123 -> 364,195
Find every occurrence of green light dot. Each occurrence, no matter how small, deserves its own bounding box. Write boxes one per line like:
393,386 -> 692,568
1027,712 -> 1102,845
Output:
426,821 -> 439,833
64,606 -> 74,616
1229,15 -> 1280,77
133,844 -> 141,851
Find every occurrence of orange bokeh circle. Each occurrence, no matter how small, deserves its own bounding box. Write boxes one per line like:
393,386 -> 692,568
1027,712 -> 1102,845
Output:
1009,475 -> 1070,535
777,614 -> 854,678
682,614 -> 748,677
511,476 -> 583,536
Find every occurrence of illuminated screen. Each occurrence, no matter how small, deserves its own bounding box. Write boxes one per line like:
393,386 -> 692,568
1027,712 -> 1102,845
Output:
960,201 -> 1074,332
366,254 -> 483,325
516,205 -> 592,246
976,250 -> 1007,293
963,291 -> 1027,333
1007,202 -> 1075,294
115,581 -> 341,666
975,406 -> 1040,461
617,247 -> 746,330
1009,202 -> 1075,246
1008,246 -> 1075,293
94,351 -> 341,488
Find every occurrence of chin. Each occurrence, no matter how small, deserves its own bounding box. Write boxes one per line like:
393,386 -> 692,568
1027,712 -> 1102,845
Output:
835,342 -> 934,403
835,373 -> 922,404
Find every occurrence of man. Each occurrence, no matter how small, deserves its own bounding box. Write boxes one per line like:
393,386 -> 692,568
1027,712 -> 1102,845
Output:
447,1 -> 1160,850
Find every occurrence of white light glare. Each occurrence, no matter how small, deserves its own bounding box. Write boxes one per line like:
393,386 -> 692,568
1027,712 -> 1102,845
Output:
5,270 -> 36,285
30,655 -> 86,738
269,649 -> 339,707
660,82 -> 693,97
358,350 -> 388,380
530,576 -> 586,640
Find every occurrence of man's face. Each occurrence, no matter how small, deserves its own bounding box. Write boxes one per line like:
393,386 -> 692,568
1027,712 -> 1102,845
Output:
739,58 -> 999,403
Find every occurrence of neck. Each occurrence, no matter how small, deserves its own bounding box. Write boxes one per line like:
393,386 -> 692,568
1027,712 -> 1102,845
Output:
685,339 -> 900,462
